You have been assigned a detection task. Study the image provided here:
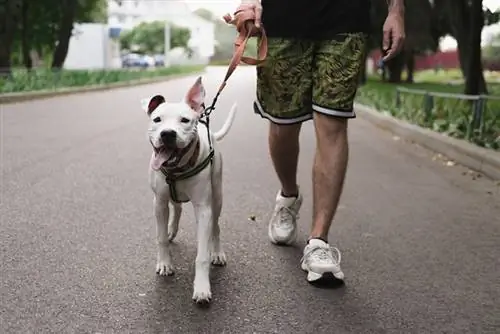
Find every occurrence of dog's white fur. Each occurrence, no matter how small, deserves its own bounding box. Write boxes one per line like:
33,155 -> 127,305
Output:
141,77 -> 237,304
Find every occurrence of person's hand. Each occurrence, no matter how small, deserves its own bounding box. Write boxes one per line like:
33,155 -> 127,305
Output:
239,0 -> 262,28
382,8 -> 405,61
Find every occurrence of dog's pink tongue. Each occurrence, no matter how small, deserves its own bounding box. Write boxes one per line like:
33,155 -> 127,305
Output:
150,151 -> 169,170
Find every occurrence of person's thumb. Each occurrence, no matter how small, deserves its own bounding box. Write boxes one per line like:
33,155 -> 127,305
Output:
254,5 -> 262,28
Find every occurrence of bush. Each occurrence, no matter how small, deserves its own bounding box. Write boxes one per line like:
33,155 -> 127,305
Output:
0,65 -> 205,94
356,79 -> 500,150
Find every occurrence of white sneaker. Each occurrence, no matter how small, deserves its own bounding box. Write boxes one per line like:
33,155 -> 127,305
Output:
268,190 -> 302,245
301,238 -> 344,282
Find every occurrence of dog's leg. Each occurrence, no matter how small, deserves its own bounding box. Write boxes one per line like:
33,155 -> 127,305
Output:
210,179 -> 226,266
168,203 -> 182,242
192,202 -> 213,303
154,195 -> 174,276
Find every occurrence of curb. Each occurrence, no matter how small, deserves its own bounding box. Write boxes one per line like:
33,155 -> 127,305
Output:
354,102 -> 500,181
0,70 -> 206,105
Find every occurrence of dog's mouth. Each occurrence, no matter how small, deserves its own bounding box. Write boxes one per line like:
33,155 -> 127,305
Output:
150,140 -> 195,171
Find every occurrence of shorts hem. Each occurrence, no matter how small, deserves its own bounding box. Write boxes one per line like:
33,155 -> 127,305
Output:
312,103 -> 357,119
254,100 -> 312,125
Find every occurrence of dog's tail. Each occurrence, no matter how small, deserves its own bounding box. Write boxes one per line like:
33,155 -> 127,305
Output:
213,103 -> 237,141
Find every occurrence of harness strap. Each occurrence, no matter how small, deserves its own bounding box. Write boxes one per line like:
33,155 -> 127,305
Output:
163,148 -> 215,203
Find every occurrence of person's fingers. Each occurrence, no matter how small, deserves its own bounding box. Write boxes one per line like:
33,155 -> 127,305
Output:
396,34 -> 405,53
382,49 -> 393,61
383,26 -> 391,51
254,4 -> 262,28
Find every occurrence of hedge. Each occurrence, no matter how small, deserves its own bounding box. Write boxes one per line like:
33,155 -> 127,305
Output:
356,79 -> 500,150
0,65 -> 205,94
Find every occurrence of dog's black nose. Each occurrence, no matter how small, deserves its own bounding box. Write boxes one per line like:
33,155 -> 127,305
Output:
160,130 -> 177,144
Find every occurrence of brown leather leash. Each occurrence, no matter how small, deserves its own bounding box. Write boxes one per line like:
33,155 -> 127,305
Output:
201,4 -> 268,120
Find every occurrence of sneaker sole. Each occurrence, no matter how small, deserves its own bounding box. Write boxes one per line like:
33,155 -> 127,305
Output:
301,262 -> 345,281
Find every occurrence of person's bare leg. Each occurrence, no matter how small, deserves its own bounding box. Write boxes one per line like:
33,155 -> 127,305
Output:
268,122 -> 301,196
310,112 -> 349,240
267,121 -> 304,245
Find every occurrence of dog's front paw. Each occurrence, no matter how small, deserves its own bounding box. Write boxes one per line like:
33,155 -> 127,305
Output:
192,283 -> 212,304
156,261 -> 174,276
210,251 -> 227,266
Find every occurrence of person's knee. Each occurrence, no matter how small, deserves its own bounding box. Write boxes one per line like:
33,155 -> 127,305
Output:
269,122 -> 301,143
313,112 -> 348,141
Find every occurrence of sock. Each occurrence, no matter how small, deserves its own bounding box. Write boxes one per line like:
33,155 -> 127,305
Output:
308,237 -> 328,244
281,190 -> 298,198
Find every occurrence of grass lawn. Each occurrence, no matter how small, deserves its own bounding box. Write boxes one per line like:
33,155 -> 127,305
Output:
356,70 -> 500,150
0,65 -> 205,94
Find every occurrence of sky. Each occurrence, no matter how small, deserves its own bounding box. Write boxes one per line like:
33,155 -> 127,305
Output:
185,0 -> 500,50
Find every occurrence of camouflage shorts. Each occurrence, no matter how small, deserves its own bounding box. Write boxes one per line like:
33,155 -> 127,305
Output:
254,33 -> 368,124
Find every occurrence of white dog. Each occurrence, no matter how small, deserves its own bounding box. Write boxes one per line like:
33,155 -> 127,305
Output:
141,77 -> 237,304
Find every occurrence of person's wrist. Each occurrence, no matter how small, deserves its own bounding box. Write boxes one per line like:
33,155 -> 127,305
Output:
387,0 -> 404,15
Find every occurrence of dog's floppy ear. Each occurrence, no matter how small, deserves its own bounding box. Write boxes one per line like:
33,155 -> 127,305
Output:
185,76 -> 206,113
141,95 -> 166,116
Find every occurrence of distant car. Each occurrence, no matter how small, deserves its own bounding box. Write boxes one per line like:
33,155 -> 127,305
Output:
154,54 -> 165,67
121,53 -> 142,68
121,53 -> 154,68
142,55 -> 155,68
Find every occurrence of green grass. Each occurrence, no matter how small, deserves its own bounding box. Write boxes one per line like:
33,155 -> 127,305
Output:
356,74 -> 500,150
0,65 -> 205,94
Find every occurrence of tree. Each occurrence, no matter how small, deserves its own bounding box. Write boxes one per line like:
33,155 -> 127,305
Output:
432,0 -> 500,94
0,0 -> 22,77
51,0 -> 78,69
8,0 -> 108,71
119,21 -> 191,54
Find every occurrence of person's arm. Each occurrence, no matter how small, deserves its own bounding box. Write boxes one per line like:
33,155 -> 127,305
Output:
382,0 -> 406,61
387,0 -> 405,13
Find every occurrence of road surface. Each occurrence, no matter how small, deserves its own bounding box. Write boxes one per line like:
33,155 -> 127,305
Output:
1,67 -> 499,334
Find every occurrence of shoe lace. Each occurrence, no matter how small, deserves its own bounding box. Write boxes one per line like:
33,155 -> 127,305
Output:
276,206 -> 298,228
301,244 -> 342,265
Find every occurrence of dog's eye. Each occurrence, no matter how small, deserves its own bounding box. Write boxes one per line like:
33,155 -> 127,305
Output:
180,117 -> 190,123
153,117 -> 161,123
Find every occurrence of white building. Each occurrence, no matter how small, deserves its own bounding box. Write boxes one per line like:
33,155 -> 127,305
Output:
107,0 -> 215,65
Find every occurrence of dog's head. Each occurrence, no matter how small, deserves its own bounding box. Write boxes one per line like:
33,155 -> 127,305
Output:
141,76 -> 206,169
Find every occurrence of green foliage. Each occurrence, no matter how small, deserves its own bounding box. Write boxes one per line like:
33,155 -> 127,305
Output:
356,78 -> 500,150
10,0 -> 108,68
119,21 -> 191,54
76,0 -> 108,23
483,32 -> 500,61
0,65 -> 205,93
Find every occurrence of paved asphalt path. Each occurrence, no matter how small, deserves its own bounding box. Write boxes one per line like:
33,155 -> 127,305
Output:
1,66 -> 499,334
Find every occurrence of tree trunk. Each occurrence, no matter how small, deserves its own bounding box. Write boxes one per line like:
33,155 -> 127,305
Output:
464,0 -> 487,95
21,0 -> 32,70
51,0 -> 77,69
0,1 -> 22,77
405,51 -> 415,83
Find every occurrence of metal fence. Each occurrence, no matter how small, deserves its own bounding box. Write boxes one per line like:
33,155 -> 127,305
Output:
395,86 -> 500,148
